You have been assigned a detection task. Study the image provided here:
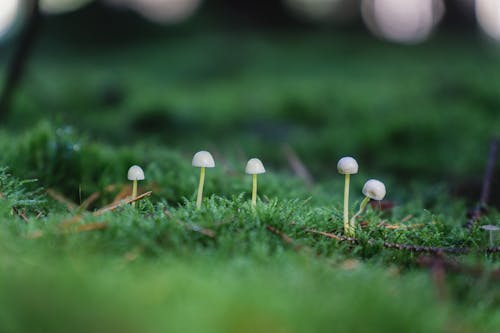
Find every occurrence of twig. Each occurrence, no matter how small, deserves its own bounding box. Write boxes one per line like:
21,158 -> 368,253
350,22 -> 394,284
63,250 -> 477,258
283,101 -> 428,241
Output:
0,0 -> 41,119
12,207 -> 29,223
464,138 -> 498,230
283,145 -> 314,187
47,188 -> 77,211
401,214 -> 414,223
380,222 -> 424,230
93,191 -> 152,216
306,229 -> 500,254
75,222 -> 107,233
112,185 -> 131,203
78,191 -> 100,211
59,215 -> 83,228
307,229 -> 344,241
266,225 -> 302,251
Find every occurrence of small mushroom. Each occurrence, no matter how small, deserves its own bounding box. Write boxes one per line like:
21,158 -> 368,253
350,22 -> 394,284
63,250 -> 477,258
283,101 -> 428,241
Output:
245,158 -> 266,208
362,179 -> 386,201
350,179 -> 386,235
127,165 -> 145,207
337,157 -> 359,236
192,151 -> 215,209
480,225 -> 500,247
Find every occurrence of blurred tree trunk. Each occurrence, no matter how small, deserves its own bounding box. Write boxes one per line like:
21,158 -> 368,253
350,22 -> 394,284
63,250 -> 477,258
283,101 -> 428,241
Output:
0,0 -> 41,121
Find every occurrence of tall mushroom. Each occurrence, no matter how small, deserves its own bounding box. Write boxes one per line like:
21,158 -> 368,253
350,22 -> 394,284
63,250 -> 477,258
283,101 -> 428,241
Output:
192,151 -> 215,209
350,179 -> 386,235
337,157 -> 358,236
480,225 -> 500,247
245,158 -> 266,208
127,165 -> 145,207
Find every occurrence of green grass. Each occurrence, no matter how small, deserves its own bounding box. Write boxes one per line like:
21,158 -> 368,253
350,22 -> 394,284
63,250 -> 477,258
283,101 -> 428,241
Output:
0,26 -> 499,332
0,127 -> 498,332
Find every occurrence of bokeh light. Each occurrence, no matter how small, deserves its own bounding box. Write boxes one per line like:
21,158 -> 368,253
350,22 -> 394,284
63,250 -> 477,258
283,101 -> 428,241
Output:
106,0 -> 202,24
284,0 -> 359,23
476,0 -> 500,41
41,0 -> 94,14
0,0 -> 20,40
361,0 -> 445,44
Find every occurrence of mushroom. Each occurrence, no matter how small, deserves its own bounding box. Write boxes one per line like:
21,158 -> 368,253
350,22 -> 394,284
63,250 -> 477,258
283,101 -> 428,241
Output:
362,179 -> 386,201
192,151 -> 215,209
245,158 -> 266,208
337,157 -> 359,236
350,179 -> 386,235
127,165 -> 145,207
480,225 -> 500,247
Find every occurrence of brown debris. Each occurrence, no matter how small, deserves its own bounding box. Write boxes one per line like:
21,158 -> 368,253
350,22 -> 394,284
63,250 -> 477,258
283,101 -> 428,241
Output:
266,225 -> 303,251
78,191 -> 100,211
47,188 -> 78,211
93,191 -> 152,216
59,215 -> 83,228
306,229 -> 500,254
341,259 -> 360,270
12,207 -> 29,223
283,144 -> 314,187
112,185 -> 132,203
25,230 -> 43,239
75,222 -> 107,233
401,214 -> 414,223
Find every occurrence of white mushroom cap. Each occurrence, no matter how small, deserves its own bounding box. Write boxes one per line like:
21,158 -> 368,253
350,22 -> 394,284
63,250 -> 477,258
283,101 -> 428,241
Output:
192,151 -> 215,168
337,157 -> 359,175
480,225 -> 500,231
362,179 -> 386,201
245,158 -> 266,175
127,165 -> 145,181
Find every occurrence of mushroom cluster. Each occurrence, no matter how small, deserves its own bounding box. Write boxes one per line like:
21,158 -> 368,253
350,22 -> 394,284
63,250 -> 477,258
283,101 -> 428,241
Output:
191,152 -> 267,209
126,152 -> 268,210
124,153 -> 389,239
337,157 -> 387,237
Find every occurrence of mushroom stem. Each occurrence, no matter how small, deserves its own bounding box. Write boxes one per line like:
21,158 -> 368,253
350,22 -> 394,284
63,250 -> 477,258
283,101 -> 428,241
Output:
252,174 -> 258,208
132,180 -> 138,207
343,174 -> 351,236
350,196 -> 371,234
489,231 -> 494,247
196,167 -> 206,209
